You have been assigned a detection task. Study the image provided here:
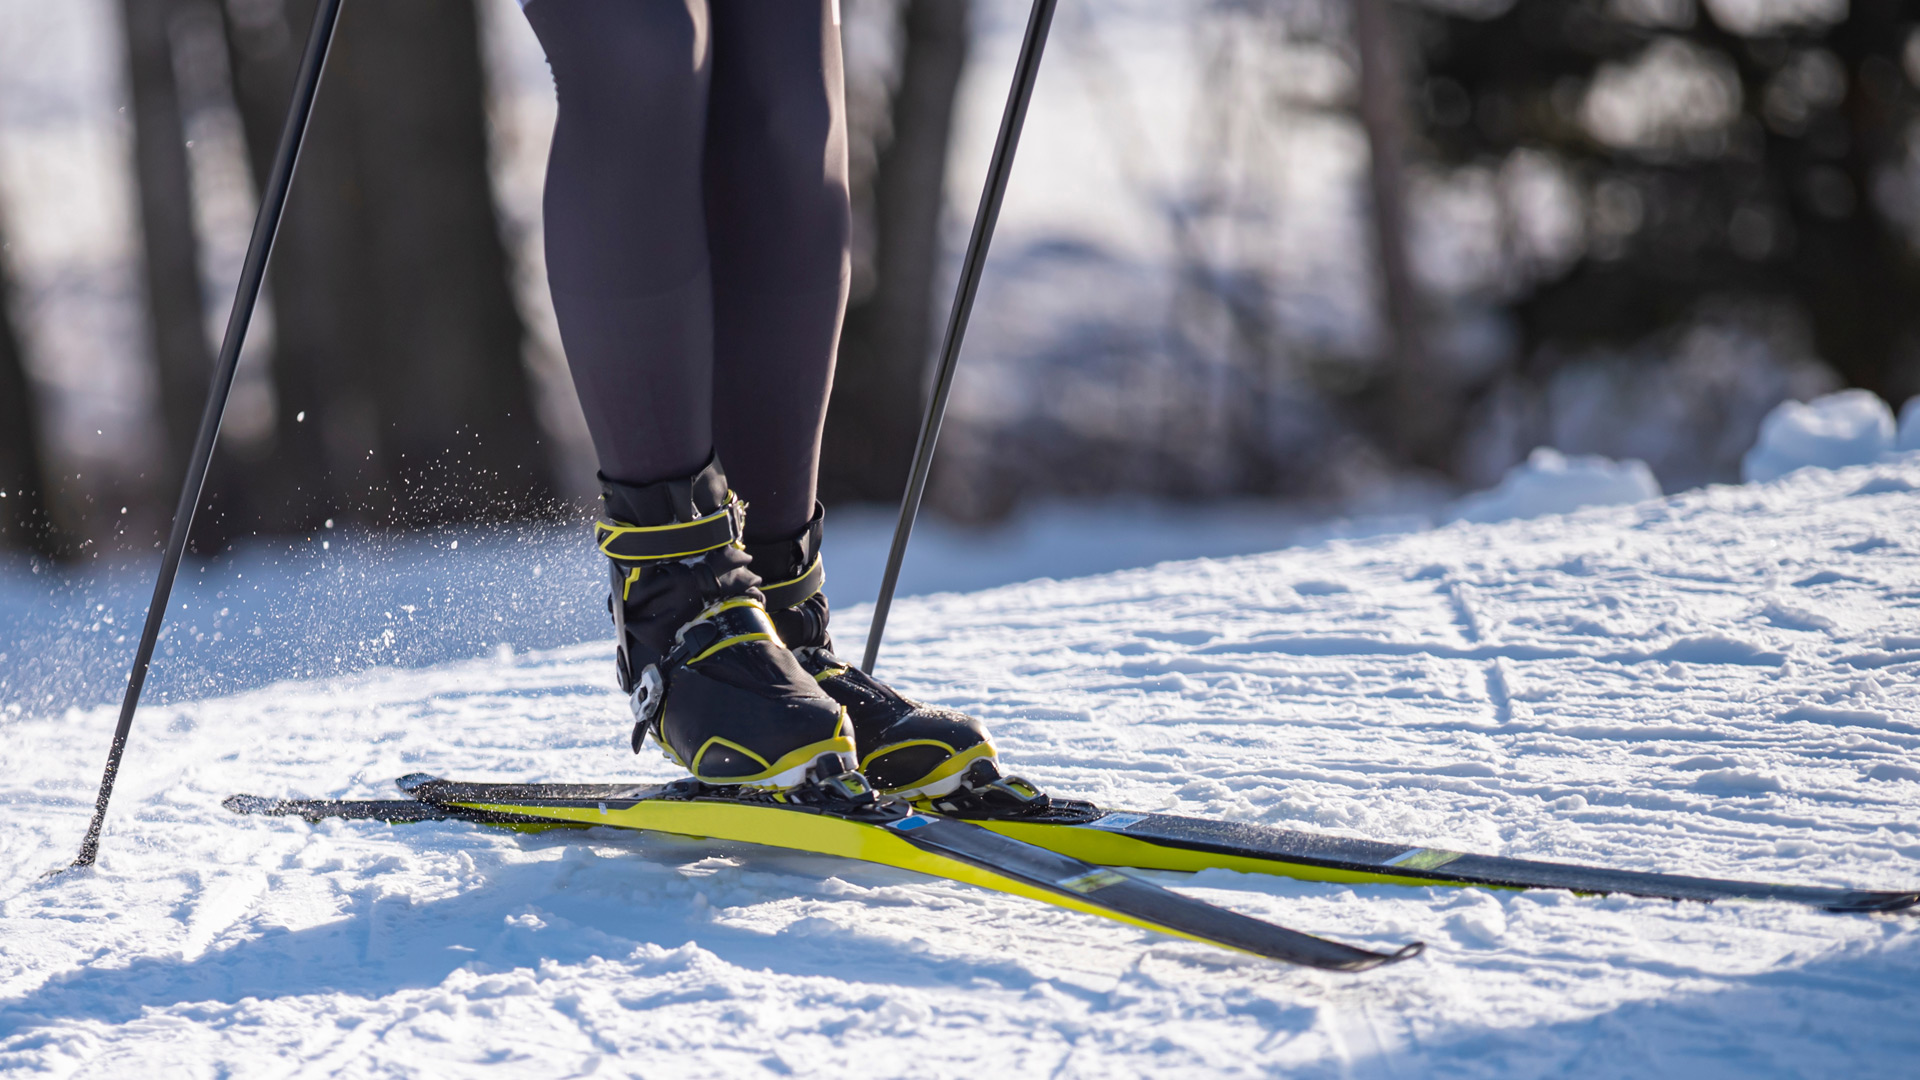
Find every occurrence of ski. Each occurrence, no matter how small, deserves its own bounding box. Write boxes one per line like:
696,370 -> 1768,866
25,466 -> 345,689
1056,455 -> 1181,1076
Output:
226,776 -> 1423,972
387,778 -> 1920,914
221,794 -> 555,827
972,801 -> 1920,914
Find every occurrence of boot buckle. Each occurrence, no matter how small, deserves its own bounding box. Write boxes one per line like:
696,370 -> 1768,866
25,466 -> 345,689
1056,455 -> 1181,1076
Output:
628,663 -> 664,723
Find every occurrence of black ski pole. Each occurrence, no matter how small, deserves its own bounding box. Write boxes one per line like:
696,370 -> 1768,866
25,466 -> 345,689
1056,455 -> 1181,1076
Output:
64,0 -> 344,872
863,0 -> 1057,674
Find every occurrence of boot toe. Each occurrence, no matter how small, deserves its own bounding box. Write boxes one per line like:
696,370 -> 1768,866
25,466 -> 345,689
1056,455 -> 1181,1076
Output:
857,704 -> 997,797
791,650 -> 1004,796
655,643 -> 855,786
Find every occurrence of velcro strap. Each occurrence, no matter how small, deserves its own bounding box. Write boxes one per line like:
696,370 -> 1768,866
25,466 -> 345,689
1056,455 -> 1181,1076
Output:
758,552 -> 824,611
597,498 -> 743,562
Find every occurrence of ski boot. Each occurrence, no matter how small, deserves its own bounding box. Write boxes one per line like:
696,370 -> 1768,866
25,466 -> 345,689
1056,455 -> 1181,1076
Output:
600,458 -> 855,789
745,505 -> 1048,814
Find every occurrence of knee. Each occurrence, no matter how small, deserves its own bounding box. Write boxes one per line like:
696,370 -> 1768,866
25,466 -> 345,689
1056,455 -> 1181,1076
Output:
527,0 -> 707,122
725,86 -> 838,181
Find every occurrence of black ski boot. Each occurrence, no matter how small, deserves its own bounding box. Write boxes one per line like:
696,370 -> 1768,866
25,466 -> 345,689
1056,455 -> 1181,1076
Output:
746,506 -> 1047,812
600,459 -> 855,789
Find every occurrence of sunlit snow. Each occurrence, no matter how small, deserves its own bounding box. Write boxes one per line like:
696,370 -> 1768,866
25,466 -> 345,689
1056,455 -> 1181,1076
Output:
5,461 -> 1920,1076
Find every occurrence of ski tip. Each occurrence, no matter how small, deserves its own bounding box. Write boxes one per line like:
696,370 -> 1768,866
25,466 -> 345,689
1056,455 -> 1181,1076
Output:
1337,939 -> 1425,971
394,773 -> 442,795
224,794 -> 273,815
1825,891 -> 1920,914
1385,940 -> 1426,964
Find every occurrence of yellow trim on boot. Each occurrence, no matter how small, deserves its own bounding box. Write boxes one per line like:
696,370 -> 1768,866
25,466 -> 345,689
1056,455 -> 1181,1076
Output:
761,554 -> 823,595
687,715 -> 856,787
700,596 -> 763,618
675,597 -> 785,653
651,729 -> 688,770
859,737 -> 952,773
691,735 -> 770,773
597,499 -> 742,562
687,633 -> 773,665
867,740 -> 998,796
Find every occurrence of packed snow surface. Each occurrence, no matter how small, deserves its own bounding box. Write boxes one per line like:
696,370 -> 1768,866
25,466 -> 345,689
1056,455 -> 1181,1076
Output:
6,463 -> 1920,1077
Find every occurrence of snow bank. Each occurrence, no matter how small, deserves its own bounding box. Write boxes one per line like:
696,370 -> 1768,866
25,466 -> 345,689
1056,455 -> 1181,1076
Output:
1448,446 -> 1660,523
1741,389 -> 1898,483
1900,395 -> 1920,453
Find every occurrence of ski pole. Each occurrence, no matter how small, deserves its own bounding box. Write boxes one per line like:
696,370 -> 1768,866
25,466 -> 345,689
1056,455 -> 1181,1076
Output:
862,0 -> 1057,674
65,0 -> 345,871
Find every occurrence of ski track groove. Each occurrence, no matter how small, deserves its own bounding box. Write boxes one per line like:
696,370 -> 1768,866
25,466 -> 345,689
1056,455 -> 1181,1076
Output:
3,462 -> 1920,1075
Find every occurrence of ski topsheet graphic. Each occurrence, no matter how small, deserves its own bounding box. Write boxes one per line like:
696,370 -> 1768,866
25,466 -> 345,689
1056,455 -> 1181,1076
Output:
228,776 -> 1920,916
227,775 -> 1422,972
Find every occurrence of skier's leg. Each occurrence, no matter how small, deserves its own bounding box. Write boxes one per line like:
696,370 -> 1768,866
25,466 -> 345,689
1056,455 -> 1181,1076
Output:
703,0 -> 850,542
527,0 -> 853,786
699,2 -> 1024,805
525,0 -> 713,485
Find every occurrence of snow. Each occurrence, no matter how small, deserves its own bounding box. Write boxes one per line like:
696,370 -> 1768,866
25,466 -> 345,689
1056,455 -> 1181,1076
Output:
6,462 -> 1920,1075
1741,389 -> 1900,483
0,502 -> 1427,716
1448,447 -> 1661,524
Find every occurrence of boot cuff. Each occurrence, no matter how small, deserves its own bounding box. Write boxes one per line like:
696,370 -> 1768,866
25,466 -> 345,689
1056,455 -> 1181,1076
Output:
600,453 -> 730,526
743,501 -> 824,583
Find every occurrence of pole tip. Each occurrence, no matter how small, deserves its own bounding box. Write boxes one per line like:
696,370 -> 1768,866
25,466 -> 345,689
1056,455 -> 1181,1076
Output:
41,857 -> 93,881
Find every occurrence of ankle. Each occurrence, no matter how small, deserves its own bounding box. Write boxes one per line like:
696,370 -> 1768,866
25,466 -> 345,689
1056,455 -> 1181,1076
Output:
597,454 -> 758,679
743,501 -> 830,649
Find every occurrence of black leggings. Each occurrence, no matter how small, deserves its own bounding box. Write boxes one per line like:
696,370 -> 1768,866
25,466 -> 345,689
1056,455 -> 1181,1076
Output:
523,0 -> 850,540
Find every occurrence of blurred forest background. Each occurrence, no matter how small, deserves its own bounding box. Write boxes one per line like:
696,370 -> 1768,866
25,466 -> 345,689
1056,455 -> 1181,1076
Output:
2,0 -> 1918,562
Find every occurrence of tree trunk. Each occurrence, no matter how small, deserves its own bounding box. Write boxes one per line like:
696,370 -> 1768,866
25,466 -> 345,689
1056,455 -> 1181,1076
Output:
820,0 -> 971,503
0,215 -> 59,558
121,0 -> 251,549
1353,0 -> 1438,468
221,0 -> 553,528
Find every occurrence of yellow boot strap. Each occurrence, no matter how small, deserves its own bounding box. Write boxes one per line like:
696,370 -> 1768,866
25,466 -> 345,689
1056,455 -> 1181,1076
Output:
597,495 -> 744,562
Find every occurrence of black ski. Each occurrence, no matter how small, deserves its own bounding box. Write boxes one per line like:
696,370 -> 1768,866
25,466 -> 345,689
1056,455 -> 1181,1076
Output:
972,801 -> 1920,914
221,794 -> 552,826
